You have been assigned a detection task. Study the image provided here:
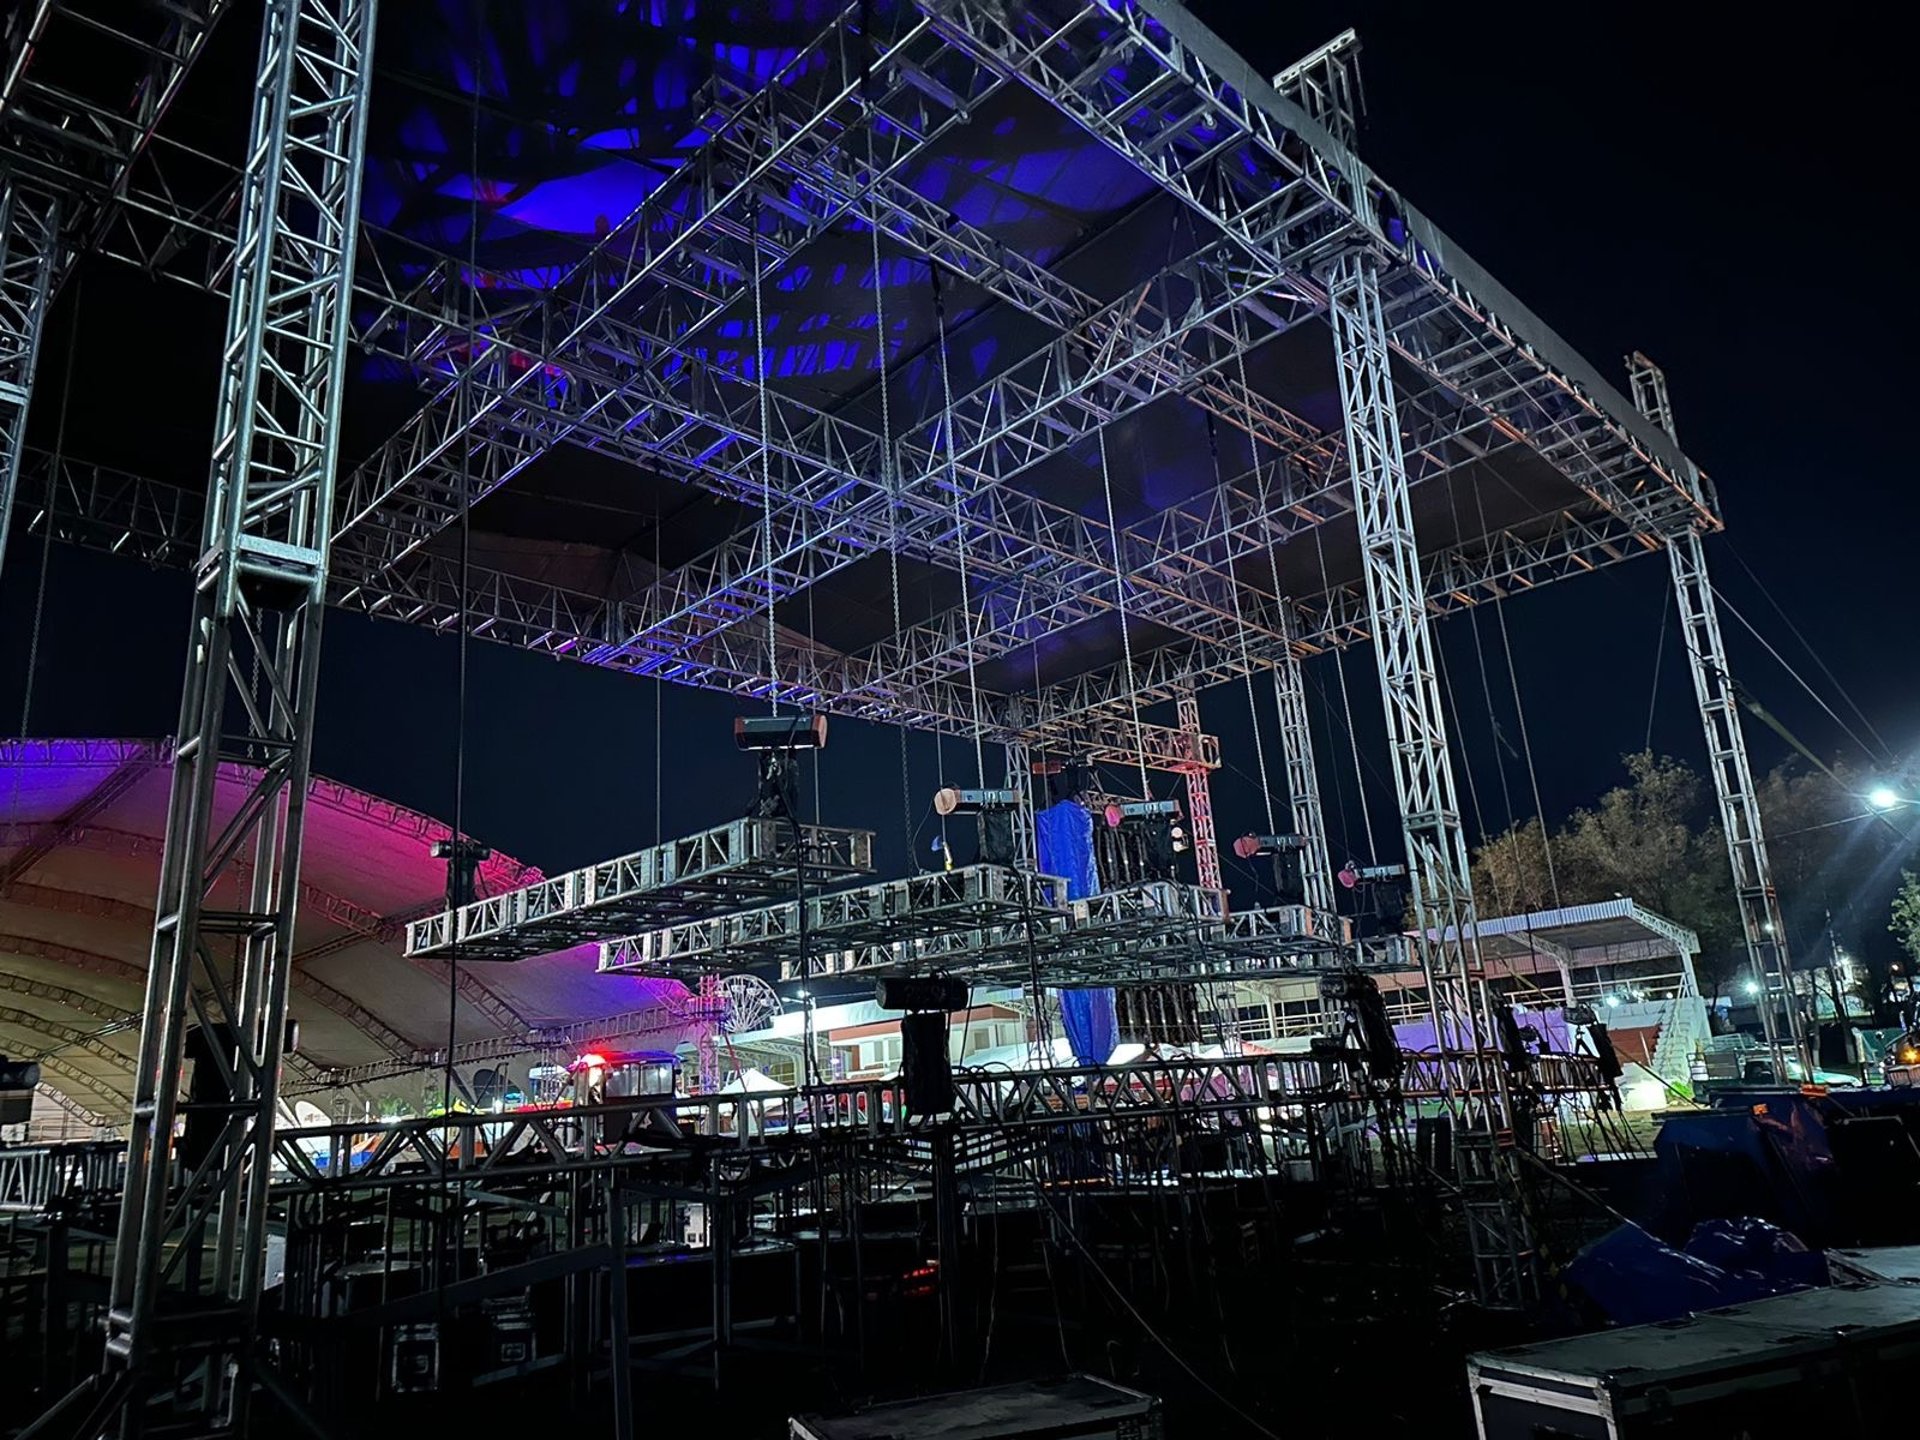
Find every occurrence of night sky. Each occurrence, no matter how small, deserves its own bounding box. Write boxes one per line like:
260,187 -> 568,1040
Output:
0,4 -> 1907,934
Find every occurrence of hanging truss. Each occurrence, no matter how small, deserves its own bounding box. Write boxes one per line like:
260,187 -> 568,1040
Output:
101,2 -> 377,1432
403,819 -> 876,962
1175,691 -> 1222,892
1628,351 -> 1811,1078
0,177 -> 59,587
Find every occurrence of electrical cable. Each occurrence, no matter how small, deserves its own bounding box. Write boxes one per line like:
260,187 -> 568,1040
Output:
1094,424 -> 1152,804
1644,584 -> 1670,753
1711,580 -> 1883,768
1725,540 -> 1890,760
751,201 -> 778,719
1472,486 -> 1559,906
1313,520 -> 1379,858
928,264 -> 989,790
1205,412 -> 1278,837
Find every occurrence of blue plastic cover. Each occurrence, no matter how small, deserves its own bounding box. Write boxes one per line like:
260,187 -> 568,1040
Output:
1034,799 -> 1098,900
1034,800 -> 1113,1065
1651,1095 -> 1840,1243
1562,1219 -> 1820,1327
1059,988 -> 1118,1067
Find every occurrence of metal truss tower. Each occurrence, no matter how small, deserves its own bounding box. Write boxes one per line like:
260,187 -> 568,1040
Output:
1272,638 -> 1336,914
1331,247 -> 1532,1307
96,0 -> 377,1431
1175,690 -> 1223,893
0,177 -> 60,588
1629,352 -> 1812,1079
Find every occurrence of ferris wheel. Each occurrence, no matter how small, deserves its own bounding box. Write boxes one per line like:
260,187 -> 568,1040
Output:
715,973 -> 780,1033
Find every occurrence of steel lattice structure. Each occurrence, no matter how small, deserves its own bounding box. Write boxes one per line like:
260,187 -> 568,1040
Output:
58,0 -> 376,1431
0,0 -> 1805,1332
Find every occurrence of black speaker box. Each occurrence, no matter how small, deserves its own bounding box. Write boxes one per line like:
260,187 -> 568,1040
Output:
901,1011 -> 956,1117
876,975 -> 968,1013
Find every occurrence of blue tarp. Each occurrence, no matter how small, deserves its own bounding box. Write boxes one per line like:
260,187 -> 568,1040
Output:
1035,800 -> 1113,1065
1563,1218 -> 1822,1327
1059,988 -> 1118,1067
1034,800 -> 1098,900
1651,1094 -> 1841,1243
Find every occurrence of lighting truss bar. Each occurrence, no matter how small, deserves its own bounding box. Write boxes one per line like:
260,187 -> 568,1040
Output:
640,880 -> 1355,988
0,177 -> 59,587
105,0 -> 376,1416
404,819 -> 876,962
598,863 -> 1070,979
16,454 -> 1656,772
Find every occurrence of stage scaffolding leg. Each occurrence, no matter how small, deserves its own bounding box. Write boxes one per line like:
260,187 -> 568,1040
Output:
1272,633 -> 1336,916
1628,353 -> 1811,1081
1005,738 -> 1036,871
0,179 -> 61,590
1175,690 -> 1223,893
101,1 -> 377,1432
1330,247 -> 1533,1308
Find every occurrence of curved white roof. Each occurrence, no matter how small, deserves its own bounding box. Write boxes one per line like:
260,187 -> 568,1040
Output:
0,739 -> 691,1130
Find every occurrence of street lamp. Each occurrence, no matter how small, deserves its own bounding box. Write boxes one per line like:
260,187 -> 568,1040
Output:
1870,786 -> 1902,811
1743,978 -> 1761,997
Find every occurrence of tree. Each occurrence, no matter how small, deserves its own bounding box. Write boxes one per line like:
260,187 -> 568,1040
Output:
1891,871 -> 1920,970
1469,816 -> 1558,916
1466,751 -> 1914,1009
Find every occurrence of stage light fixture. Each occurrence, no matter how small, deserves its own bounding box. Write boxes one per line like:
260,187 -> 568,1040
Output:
734,713 -> 828,751
933,787 -> 1019,817
431,837 -> 491,908
1337,861 -> 1408,889
1104,799 -> 1180,828
1231,833 -> 1308,860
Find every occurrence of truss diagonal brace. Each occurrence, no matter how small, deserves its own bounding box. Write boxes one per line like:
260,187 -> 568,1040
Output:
0,177 -> 61,588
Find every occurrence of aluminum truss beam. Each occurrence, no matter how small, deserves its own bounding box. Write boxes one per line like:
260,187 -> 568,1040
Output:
1273,636 -> 1336,915
0,1 -> 232,272
1629,352 -> 1810,1079
1175,691 -> 1222,891
12,449 -> 1659,772
918,0 -> 1703,531
1332,249 -> 1531,1308
0,176 -> 58,587
330,5 -> 997,597
104,3 -> 375,1429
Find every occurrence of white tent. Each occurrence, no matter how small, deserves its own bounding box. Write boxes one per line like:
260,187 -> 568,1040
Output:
718,1067 -> 792,1094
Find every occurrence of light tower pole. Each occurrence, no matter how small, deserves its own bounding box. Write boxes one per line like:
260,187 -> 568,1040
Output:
1332,242 -> 1533,1307
98,1 -> 378,1432
1628,352 -> 1813,1082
